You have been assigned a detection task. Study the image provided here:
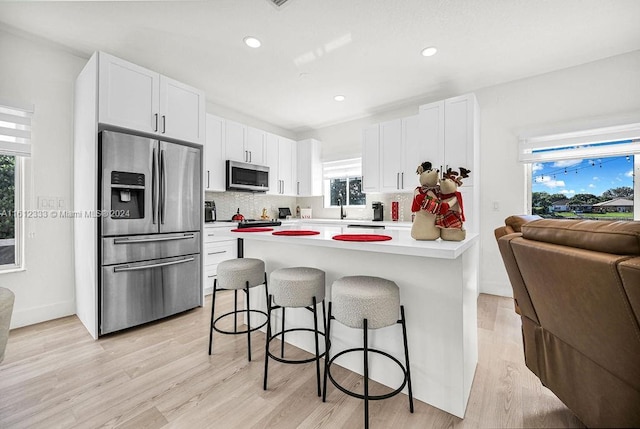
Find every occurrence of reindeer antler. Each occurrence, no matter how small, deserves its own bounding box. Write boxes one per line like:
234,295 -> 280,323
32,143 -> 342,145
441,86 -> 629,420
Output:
459,167 -> 471,179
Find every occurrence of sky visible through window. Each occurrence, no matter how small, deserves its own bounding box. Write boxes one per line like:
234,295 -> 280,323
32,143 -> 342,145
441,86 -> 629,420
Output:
532,155 -> 633,197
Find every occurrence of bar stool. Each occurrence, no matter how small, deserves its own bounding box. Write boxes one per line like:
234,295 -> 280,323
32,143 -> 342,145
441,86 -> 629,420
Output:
323,275 -> 413,429
208,258 -> 268,361
263,267 -> 327,396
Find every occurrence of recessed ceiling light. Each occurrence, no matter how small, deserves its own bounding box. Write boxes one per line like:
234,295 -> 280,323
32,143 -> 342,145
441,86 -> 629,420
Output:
243,36 -> 261,48
421,46 -> 438,57
334,95 -> 345,102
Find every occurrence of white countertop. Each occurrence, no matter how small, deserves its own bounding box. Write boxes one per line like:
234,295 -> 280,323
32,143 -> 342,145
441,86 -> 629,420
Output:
213,223 -> 478,259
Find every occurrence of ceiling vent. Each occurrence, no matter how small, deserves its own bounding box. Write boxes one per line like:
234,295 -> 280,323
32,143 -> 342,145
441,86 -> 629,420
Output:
267,0 -> 290,8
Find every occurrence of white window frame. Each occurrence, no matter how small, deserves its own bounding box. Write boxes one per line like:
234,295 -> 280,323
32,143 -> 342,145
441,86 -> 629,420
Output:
0,99 -> 32,273
520,120 -> 640,220
322,158 -> 366,208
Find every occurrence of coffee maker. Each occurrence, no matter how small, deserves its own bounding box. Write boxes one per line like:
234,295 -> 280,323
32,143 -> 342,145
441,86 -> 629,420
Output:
204,200 -> 216,223
372,201 -> 384,221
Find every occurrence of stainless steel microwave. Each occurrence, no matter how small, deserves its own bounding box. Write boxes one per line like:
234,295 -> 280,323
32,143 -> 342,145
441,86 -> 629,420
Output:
226,160 -> 269,192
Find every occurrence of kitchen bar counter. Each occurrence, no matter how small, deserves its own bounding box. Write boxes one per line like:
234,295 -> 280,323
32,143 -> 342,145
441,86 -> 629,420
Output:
216,224 -> 479,419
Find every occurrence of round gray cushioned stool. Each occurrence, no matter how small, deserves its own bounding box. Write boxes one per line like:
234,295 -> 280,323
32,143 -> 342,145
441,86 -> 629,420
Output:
208,258 -> 268,361
263,267 -> 327,396
323,276 -> 413,429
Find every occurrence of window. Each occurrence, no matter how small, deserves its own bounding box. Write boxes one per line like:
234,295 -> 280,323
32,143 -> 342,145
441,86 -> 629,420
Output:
520,121 -> 639,220
323,158 -> 366,207
0,99 -> 33,272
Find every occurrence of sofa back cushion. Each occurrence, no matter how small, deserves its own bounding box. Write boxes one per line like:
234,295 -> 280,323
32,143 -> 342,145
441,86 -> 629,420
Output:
522,219 -> 640,255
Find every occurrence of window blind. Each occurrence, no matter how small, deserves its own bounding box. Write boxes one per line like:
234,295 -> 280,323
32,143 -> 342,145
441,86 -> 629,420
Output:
0,98 -> 34,157
518,122 -> 640,163
322,158 -> 361,179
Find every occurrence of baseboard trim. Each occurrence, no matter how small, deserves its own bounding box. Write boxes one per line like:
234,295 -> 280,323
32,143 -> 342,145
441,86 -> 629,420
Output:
10,300 -> 75,329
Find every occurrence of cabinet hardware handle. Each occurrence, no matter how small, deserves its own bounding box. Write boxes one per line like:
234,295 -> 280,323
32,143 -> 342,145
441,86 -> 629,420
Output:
245,150 -> 248,162
397,172 -> 400,189
208,250 -> 227,255
297,181 -> 300,195
154,113 -> 158,132
249,151 -> 252,163
207,275 -> 216,278
207,171 -> 210,188
162,115 -> 166,133
401,172 -> 404,189
207,234 -> 216,237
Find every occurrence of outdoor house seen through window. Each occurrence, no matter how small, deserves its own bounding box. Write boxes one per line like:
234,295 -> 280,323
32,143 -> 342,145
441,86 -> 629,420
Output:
323,158 -> 366,207
0,100 -> 32,271
520,122 -> 640,221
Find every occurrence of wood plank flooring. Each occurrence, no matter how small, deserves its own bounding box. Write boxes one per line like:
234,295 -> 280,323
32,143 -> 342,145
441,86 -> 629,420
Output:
0,293 -> 585,428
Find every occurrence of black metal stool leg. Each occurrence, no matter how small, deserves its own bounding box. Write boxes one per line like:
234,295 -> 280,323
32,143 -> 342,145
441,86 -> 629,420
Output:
363,318 -> 370,429
322,301 -> 332,402
233,289 -> 238,333
280,307 -> 286,358
263,294 -> 272,390
208,279 -> 217,355
400,305 -> 414,412
246,281 -> 251,362
312,296 -> 321,396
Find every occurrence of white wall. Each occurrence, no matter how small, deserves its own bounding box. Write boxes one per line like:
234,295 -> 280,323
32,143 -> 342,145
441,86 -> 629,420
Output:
0,29 -> 86,328
299,49 -> 640,297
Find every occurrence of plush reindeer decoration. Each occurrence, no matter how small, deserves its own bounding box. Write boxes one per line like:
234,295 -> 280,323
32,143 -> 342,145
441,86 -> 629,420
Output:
436,167 -> 470,241
411,161 -> 441,240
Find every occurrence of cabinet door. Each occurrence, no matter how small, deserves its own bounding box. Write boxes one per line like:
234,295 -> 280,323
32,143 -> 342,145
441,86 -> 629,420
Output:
362,125 -> 380,193
265,133 -> 280,195
98,52 -> 159,133
159,76 -> 205,144
379,119 -> 403,193
419,100 -> 445,171
246,127 -> 265,165
401,115 -> 420,191
296,139 -> 320,196
224,120 -> 246,162
444,95 -> 475,186
278,137 -> 296,195
205,114 -> 225,192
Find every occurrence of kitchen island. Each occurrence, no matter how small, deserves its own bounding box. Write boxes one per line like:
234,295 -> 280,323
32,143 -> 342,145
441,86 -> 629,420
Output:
216,224 -> 479,419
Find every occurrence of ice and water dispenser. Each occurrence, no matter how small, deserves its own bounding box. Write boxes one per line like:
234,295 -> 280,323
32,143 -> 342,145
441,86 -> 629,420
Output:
110,171 -> 144,219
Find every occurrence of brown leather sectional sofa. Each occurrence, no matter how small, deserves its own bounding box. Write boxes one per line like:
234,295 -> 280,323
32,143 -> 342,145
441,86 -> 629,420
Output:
496,215 -> 640,428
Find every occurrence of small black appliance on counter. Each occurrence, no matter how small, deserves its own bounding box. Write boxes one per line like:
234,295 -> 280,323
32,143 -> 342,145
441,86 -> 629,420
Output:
278,207 -> 292,219
372,201 -> 384,221
204,200 -> 216,222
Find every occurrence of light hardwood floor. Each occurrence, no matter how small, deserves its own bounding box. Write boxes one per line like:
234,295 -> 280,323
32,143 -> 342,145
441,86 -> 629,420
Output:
0,292 -> 584,428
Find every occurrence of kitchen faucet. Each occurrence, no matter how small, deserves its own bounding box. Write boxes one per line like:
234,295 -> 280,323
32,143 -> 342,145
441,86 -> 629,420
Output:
338,197 -> 346,220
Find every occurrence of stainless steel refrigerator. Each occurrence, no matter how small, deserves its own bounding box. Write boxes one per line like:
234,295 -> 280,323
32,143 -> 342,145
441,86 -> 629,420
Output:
99,130 -> 202,335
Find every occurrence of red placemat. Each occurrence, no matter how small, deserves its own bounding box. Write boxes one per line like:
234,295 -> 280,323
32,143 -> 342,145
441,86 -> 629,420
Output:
231,227 -> 274,232
272,230 -> 320,236
332,234 -> 392,242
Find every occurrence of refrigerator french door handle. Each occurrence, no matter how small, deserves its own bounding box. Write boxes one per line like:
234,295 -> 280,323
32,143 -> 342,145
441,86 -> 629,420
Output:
113,234 -> 196,244
160,149 -> 167,224
113,256 -> 195,273
152,147 -> 158,225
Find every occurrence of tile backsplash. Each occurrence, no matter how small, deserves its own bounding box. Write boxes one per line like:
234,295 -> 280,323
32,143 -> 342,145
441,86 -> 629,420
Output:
207,191 -> 415,222
206,191 -> 297,220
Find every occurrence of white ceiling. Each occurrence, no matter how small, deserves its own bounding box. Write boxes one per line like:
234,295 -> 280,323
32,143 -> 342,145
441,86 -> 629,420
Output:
2,0 -> 640,134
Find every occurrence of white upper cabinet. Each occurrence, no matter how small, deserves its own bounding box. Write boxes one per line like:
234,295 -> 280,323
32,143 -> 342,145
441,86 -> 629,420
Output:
225,122 -> 266,165
246,127 -> 266,165
265,133 -> 296,195
419,93 -> 478,186
224,120 -> 246,162
369,115 -> 420,193
98,52 -> 205,144
278,137 -> 296,196
379,119 -> 403,193
205,114 -> 225,192
362,124 -> 380,193
296,138 -> 322,196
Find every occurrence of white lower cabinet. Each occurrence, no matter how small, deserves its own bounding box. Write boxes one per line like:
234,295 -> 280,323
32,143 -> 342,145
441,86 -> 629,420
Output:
203,229 -> 237,295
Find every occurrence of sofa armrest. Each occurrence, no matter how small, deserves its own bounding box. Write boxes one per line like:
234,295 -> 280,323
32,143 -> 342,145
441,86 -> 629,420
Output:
495,214 -> 542,240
